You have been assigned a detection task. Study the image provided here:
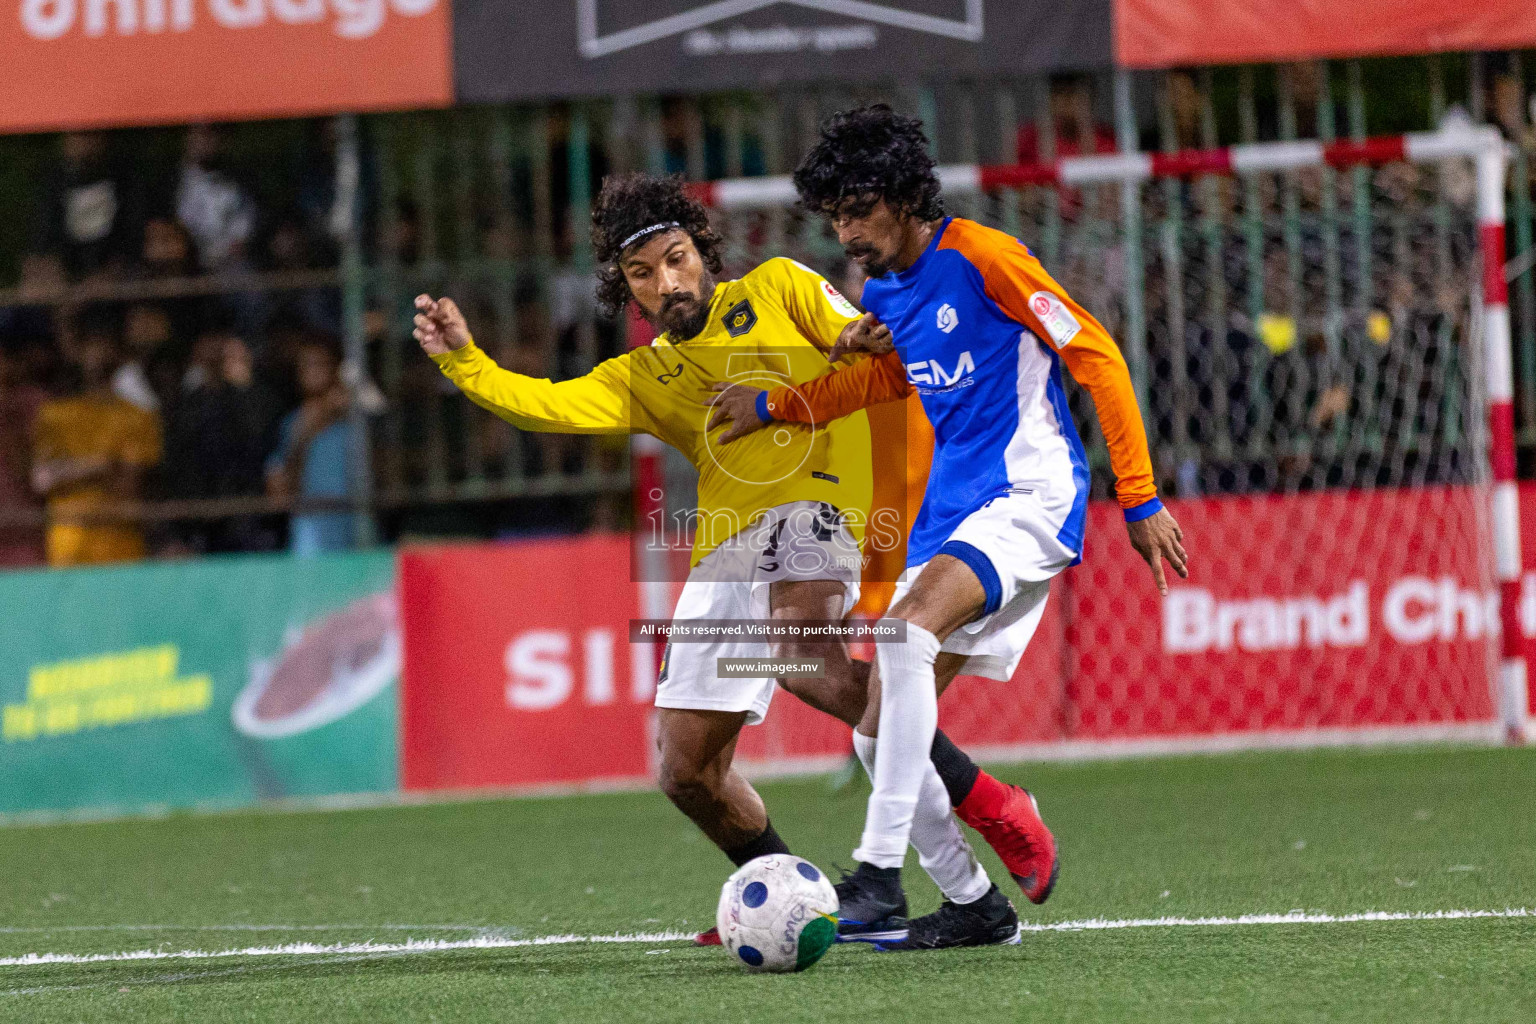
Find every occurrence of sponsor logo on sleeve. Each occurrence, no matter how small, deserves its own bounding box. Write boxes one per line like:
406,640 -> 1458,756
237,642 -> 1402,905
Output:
820,280 -> 860,319
1029,291 -> 1081,348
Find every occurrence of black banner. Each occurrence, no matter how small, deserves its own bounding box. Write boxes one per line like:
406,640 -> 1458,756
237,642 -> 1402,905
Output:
453,0 -> 1113,104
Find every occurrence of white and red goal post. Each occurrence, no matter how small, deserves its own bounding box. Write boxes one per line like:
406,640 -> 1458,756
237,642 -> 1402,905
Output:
675,122 -> 1529,769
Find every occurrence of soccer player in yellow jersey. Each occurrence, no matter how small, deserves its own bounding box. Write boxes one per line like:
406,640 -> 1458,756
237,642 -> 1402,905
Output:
417,173 -> 1022,946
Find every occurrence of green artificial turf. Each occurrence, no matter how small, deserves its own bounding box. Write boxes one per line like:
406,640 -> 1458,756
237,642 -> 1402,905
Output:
1,744 -> 1533,1022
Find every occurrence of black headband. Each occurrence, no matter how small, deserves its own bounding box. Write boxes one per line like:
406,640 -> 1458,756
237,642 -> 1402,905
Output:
618,221 -> 682,253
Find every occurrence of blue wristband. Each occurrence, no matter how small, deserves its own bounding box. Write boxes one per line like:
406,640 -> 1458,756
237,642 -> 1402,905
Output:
1123,497 -> 1163,523
756,390 -> 773,422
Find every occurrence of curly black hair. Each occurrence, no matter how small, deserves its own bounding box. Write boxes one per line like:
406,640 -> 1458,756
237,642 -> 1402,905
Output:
591,172 -> 724,319
792,104 -> 946,222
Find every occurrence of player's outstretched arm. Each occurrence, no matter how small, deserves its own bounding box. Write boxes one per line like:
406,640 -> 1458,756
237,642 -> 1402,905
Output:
706,350 -> 912,445
415,293 -> 637,435
980,251 -> 1189,593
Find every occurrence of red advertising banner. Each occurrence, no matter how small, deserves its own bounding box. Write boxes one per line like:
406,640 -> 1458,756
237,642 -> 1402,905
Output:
400,485 -> 1516,794
0,0 -> 451,132
1068,486 -> 1498,739
1117,0 -> 1536,69
399,534 -> 655,792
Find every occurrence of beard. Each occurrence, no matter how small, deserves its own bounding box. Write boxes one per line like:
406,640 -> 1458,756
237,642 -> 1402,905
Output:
845,244 -> 891,278
647,272 -> 716,339
656,295 -> 712,338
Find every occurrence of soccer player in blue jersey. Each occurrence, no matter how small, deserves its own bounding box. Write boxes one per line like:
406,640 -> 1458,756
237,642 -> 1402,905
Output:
712,106 -> 1188,948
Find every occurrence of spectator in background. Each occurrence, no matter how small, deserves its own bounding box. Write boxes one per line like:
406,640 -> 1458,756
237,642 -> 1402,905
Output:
1164,70 -> 1205,150
292,119 -> 346,265
1016,75 -> 1117,164
381,199 -> 421,267
0,344 -> 47,567
176,124 -> 264,337
113,303 -> 178,414
1015,75 -> 1117,225
131,218 -> 204,359
265,335 -> 359,556
138,216 -> 197,280
166,327 -> 274,553
176,125 -> 256,273
0,254 -> 65,351
31,131 -> 141,281
264,209 -> 341,335
32,318 -> 162,567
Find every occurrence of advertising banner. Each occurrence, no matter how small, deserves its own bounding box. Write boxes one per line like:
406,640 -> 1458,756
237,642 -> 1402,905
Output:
399,534 -> 658,791
399,486 -> 1514,792
0,550 -> 399,816
453,0 -> 1111,105
0,0 -> 1121,133
1067,487 -> 1499,739
0,0 -> 451,132
1117,0 -> 1536,69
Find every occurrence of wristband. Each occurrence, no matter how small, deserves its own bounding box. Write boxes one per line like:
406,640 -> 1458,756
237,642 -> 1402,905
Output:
1123,497 -> 1163,523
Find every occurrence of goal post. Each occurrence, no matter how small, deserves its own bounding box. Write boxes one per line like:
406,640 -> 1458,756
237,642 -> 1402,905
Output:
673,122 -> 1528,766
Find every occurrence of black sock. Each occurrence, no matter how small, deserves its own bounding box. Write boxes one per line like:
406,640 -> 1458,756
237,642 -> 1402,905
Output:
854,862 -> 901,884
930,729 -> 981,807
722,819 -> 791,867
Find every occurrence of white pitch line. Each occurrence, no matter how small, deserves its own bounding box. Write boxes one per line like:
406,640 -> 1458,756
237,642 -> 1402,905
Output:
1016,907 -> 1534,932
0,931 -> 694,968
0,924 -> 507,935
1,952 -> 405,997
0,909 -> 1530,969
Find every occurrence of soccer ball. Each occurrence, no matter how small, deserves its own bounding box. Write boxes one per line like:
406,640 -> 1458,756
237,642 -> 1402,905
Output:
716,854 -> 839,973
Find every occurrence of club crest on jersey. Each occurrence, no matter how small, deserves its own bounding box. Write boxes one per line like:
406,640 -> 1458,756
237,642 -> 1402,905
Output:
1029,291 -> 1081,347
936,303 -> 959,334
907,350 -> 975,390
722,299 -> 758,338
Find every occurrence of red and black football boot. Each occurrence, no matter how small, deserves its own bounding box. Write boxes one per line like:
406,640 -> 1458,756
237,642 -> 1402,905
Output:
956,772 -> 1060,904
694,926 -> 722,946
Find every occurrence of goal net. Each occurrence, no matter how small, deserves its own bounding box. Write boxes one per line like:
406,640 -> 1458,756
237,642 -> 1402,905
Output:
675,124 -> 1526,767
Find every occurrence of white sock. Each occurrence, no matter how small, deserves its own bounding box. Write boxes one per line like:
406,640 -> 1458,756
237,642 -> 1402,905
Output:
852,732 -> 991,904
854,623 -> 941,869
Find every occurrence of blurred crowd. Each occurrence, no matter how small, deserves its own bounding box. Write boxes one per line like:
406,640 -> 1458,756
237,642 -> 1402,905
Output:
0,124 -> 360,569
2,68 -> 1534,573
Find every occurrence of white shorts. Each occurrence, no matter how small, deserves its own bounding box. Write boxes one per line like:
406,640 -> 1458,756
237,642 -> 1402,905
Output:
892,492 -> 1077,681
655,501 -> 861,725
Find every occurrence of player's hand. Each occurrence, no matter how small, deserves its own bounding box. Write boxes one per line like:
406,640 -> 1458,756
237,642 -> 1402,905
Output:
413,294 -> 472,355
706,381 -> 770,444
827,312 -> 893,362
1127,507 -> 1188,596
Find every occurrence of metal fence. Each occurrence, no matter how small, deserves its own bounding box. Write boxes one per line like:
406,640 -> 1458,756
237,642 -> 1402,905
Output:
0,54 -> 1533,551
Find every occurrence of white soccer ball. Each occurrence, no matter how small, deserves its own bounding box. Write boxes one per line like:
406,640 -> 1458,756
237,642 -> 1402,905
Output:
716,854 -> 839,973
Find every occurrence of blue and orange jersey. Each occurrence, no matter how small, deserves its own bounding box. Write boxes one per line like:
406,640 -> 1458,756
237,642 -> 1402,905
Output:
764,217 -> 1160,572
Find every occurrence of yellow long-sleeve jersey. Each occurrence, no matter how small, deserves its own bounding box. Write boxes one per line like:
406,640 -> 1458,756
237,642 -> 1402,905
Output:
430,258 -> 873,566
